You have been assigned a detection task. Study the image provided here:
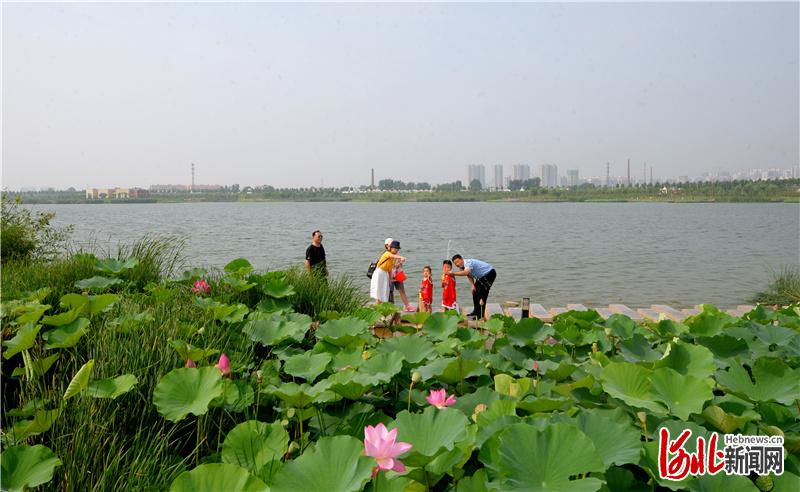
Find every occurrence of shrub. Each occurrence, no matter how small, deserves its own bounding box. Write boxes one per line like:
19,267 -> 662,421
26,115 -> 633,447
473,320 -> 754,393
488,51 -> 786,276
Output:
283,268 -> 367,319
751,265 -> 800,305
1,194 -> 73,262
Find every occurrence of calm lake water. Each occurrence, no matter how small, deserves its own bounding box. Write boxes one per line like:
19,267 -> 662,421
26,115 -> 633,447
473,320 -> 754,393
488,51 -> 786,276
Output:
31,202 -> 800,308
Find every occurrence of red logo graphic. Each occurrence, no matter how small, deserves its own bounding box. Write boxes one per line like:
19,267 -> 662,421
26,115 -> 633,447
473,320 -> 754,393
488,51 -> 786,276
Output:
658,427 -> 725,480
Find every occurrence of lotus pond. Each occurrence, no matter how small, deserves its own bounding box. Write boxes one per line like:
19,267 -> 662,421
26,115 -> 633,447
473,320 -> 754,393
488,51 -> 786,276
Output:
2,255 -> 800,491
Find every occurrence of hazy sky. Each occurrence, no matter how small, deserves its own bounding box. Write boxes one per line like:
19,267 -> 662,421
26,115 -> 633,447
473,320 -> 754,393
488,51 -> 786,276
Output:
3,2 -> 798,189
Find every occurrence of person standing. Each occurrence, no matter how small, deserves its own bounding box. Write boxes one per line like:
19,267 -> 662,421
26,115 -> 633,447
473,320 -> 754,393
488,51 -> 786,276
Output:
305,230 -> 328,276
450,254 -> 496,320
370,240 -> 406,303
384,237 -> 415,312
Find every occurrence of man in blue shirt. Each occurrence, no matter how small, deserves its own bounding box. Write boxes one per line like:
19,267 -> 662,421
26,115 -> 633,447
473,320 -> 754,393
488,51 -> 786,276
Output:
450,255 -> 497,320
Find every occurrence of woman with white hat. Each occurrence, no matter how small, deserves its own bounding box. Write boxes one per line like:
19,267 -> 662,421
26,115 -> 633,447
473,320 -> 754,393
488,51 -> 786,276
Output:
370,239 -> 406,304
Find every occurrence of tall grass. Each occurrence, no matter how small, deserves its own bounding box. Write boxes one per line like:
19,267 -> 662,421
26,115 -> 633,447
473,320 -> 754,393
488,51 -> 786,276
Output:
283,267 -> 367,319
751,265 -> 800,305
1,254 -> 97,307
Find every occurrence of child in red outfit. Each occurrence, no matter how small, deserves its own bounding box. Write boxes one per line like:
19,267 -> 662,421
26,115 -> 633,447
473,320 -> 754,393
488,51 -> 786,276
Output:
418,266 -> 433,313
441,260 -> 458,312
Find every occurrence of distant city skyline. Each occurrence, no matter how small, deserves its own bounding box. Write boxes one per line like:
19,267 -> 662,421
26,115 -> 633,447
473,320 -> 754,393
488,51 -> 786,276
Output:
3,3 -> 798,189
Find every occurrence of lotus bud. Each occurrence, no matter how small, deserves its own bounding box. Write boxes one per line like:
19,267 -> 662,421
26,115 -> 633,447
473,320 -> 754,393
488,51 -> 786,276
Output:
636,411 -> 647,425
604,327 -> 612,337
287,441 -> 300,455
361,350 -> 371,361
411,371 -> 422,383
256,370 -> 263,385
185,359 -> 196,368
591,342 -> 599,353
533,361 -> 540,372
545,336 -> 558,346
280,419 -> 289,427
215,353 -> 230,376
286,408 -> 296,418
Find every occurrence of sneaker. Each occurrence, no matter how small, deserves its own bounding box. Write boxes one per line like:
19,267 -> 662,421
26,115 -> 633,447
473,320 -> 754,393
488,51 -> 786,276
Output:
404,305 -> 416,312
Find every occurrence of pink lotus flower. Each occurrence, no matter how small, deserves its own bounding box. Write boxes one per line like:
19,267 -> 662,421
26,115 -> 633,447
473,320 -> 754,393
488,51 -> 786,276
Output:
192,279 -> 211,295
215,353 -> 230,376
185,359 -> 196,368
426,388 -> 456,409
545,336 -> 558,346
364,423 -> 412,473
533,361 -> 540,372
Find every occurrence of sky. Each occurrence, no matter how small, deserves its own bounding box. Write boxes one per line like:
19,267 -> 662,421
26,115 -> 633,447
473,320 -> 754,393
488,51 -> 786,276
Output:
2,2 -> 798,190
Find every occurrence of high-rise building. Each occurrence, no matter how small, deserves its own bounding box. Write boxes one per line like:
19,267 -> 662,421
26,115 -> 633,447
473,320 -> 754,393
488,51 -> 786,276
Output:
540,164 -> 558,188
493,164 -> 504,190
512,164 -> 531,181
566,169 -> 579,187
467,164 -> 486,188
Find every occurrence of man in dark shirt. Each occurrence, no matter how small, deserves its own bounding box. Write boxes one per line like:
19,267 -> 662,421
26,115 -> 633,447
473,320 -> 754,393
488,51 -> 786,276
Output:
305,230 -> 328,276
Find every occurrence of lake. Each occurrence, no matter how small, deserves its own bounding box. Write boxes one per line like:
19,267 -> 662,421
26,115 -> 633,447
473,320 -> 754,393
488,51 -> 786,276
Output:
30,201 -> 800,308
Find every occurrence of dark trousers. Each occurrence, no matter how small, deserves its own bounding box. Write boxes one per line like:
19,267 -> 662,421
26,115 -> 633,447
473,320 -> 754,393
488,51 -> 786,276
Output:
471,269 -> 497,317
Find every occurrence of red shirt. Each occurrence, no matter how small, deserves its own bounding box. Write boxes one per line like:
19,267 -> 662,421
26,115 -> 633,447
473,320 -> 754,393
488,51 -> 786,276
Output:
442,274 -> 456,307
419,277 -> 433,304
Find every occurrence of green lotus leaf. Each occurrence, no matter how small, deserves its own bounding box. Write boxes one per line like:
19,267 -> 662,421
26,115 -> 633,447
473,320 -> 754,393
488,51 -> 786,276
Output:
74,276 -> 123,292
63,359 -> 94,400
686,305 -> 737,337
494,374 -> 532,398
11,353 -> 59,379
13,303 -> 50,325
169,463 -> 267,492
650,367 -> 713,420
402,311 -> 430,326
262,278 -> 295,298
357,351 -> 404,385
222,276 -> 257,292
222,420 -> 289,475
376,334 -> 436,365
2,323 -> 40,360
0,444 -> 62,492
392,407 -> 470,466
573,409 -> 643,467
599,362 -> 667,414
751,322 -> 798,346
255,297 -> 293,314
316,317 -> 370,347
224,258 -> 254,276
153,367 -> 224,422
179,267 -> 208,282
640,420 -> 709,490
86,374 -> 138,399
266,381 -> 335,408
715,358 -> 800,405
116,309 -> 154,333
95,257 -> 139,275
618,334 -> 662,362
271,435 -> 373,492
605,314 -> 636,339
516,396 -> 572,413
490,422 -> 604,491
422,313 -> 459,341
687,473 -> 759,492
651,319 -> 690,338
244,314 -> 312,346
352,307 -> 382,326
325,371 -> 373,400
169,339 -> 219,362
654,339 -> 716,379
43,318 -> 90,350
41,307 -> 82,326
6,409 -> 61,444
700,405 -> 751,434
282,352 -> 331,382
216,379 -> 256,413
506,317 -> 548,346
696,334 -> 749,359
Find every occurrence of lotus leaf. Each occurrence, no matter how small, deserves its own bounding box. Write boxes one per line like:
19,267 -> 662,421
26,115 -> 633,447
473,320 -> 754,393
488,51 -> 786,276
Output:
95,257 -> 139,275
605,314 -> 636,339
325,371 -> 373,400
270,435 -> 374,492
316,317 -> 370,347
618,333 -> 662,362
74,276 -> 123,292
599,362 -> 667,414
244,314 -> 312,346
266,380 -> 335,408
7,409 -> 61,444
654,339 -> 716,378
392,407 -> 469,466
11,353 -> 59,379
2,323 -> 40,360
356,351 -> 404,385
169,463 -> 267,492
506,316 -> 548,346
0,444 -> 62,492
43,318 -> 90,349
422,313 -> 459,341
222,420 -> 289,475
573,409 -> 643,466
63,359 -> 94,399
86,374 -> 138,399
282,352 -> 331,382
686,305 -> 737,337
715,358 -> 800,405
224,258 -> 254,276
376,334 -> 436,365
262,278 -> 295,298
489,422 -> 604,491
153,367 -> 224,422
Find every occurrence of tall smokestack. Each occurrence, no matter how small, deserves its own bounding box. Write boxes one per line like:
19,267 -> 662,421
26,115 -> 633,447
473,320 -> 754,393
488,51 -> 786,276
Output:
650,166 -> 653,185
191,162 -> 195,193
627,159 -> 630,187
643,162 -> 647,185
371,168 -> 375,190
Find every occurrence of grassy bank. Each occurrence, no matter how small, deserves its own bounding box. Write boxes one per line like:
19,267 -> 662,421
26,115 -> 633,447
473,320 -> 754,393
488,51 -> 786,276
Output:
752,266 -> 800,305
